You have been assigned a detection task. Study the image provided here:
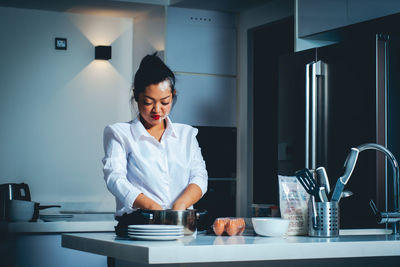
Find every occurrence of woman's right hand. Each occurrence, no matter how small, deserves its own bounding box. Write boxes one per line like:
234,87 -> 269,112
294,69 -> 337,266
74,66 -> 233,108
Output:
133,193 -> 163,210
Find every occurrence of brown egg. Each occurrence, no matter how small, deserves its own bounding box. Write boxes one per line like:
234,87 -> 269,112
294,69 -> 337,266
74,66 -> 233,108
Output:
226,219 -> 239,236
213,218 -> 227,236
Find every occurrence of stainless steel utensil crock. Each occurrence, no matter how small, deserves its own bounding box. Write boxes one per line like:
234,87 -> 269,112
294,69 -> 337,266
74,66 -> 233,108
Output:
308,201 -> 339,237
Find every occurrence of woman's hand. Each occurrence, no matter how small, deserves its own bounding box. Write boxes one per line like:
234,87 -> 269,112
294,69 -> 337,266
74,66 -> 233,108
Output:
148,202 -> 164,210
171,184 -> 202,211
171,202 -> 187,211
133,193 -> 163,210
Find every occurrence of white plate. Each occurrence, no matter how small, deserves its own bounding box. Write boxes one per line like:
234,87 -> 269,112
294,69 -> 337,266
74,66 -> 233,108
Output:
127,231 -> 184,236
128,234 -> 184,241
127,224 -> 184,231
127,229 -> 183,234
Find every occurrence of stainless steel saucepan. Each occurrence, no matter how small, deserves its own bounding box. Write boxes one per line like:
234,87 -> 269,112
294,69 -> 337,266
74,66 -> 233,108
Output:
3,199 -> 60,222
140,209 -> 207,235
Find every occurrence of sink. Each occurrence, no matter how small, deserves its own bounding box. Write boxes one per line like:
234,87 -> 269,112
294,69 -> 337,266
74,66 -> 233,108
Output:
339,228 -> 392,235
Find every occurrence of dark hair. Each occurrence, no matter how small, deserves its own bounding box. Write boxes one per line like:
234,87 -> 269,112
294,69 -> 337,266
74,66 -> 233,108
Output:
132,53 -> 176,103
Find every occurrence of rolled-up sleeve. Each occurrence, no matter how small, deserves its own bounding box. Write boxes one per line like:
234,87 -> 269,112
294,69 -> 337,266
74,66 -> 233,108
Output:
102,126 -> 142,212
188,129 -> 208,196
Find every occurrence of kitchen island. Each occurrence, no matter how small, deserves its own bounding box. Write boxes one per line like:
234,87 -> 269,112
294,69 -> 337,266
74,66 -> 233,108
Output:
61,231 -> 400,267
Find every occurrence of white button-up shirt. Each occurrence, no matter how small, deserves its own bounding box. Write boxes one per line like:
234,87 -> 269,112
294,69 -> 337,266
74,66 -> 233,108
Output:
102,116 -> 208,216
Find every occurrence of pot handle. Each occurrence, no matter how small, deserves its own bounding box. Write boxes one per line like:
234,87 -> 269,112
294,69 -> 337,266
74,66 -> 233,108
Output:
140,210 -> 154,220
38,205 -> 61,210
196,210 -> 208,219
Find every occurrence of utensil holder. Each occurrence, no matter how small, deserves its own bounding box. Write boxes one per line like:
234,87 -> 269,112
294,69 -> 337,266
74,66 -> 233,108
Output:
308,201 -> 339,237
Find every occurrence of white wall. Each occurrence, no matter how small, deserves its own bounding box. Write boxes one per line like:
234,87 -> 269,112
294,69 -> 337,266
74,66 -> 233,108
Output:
131,6 -> 166,115
165,7 -> 237,127
132,6 -> 165,71
0,7 -> 133,211
237,0 -> 293,217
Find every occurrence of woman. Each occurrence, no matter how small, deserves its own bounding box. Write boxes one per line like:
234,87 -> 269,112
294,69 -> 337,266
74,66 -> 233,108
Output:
102,53 -> 208,218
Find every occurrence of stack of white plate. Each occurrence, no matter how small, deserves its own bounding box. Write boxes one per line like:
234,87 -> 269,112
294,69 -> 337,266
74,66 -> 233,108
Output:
127,225 -> 184,241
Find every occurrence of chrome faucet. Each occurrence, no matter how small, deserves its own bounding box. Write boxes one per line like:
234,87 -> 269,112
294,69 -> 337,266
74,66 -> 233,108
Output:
355,143 -> 400,235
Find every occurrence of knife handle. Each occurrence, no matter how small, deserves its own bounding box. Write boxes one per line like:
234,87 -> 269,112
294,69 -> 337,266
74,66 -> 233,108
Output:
319,187 -> 329,202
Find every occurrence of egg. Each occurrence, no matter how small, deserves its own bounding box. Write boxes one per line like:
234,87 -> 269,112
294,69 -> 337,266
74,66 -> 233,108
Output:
226,219 -> 240,236
213,217 -> 246,236
213,218 -> 227,236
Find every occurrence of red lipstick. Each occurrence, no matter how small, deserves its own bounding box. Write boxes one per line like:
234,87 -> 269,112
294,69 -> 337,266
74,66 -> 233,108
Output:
152,115 -> 161,120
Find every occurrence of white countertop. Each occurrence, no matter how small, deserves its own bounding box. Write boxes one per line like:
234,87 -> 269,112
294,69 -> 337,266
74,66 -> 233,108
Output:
0,213 -> 117,233
1,221 -> 116,233
61,231 -> 400,264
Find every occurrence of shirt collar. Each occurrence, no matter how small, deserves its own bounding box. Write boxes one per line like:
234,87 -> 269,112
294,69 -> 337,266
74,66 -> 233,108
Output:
130,115 -> 178,141
164,116 -> 178,139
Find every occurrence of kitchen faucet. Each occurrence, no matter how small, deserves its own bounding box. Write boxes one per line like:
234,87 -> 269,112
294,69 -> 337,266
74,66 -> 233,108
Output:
354,143 -> 400,235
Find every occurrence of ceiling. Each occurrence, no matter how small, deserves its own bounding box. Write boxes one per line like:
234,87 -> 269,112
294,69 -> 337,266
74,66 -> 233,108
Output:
170,0 -> 271,13
0,0 -> 273,17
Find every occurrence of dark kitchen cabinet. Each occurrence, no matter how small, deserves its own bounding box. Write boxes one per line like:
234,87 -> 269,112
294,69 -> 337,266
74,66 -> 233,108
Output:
297,0 -> 400,39
251,17 -> 293,205
194,126 -> 237,229
348,0 -> 400,25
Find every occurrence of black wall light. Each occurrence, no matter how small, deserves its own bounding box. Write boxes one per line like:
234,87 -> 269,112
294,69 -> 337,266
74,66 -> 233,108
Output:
95,46 -> 112,60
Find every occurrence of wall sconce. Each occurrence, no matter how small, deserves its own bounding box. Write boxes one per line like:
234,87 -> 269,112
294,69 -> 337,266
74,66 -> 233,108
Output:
95,46 -> 112,60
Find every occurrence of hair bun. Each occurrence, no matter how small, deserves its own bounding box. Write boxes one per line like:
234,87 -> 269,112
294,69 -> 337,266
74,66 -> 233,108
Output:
138,53 -> 162,70
132,52 -> 176,102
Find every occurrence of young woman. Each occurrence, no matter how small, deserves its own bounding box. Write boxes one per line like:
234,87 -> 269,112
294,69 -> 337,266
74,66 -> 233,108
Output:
102,54 -> 208,218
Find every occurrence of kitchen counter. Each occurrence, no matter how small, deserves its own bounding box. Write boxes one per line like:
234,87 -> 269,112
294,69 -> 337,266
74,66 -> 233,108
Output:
61,231 -> 400,266
0,214 -> 117,234
1,220 -> 116,234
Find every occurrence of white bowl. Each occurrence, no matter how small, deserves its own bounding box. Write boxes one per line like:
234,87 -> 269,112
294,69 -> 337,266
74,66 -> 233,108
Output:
252,217 -> 290,237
